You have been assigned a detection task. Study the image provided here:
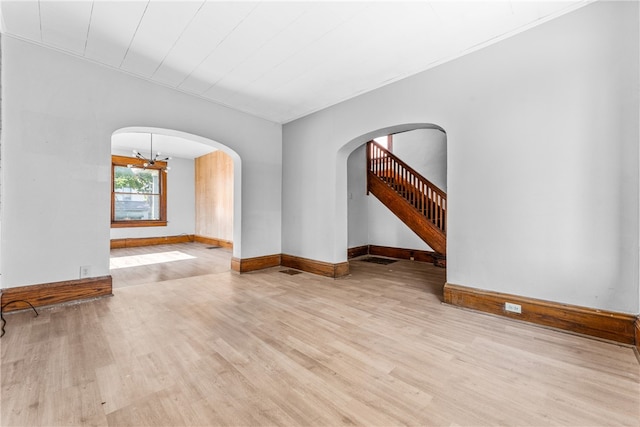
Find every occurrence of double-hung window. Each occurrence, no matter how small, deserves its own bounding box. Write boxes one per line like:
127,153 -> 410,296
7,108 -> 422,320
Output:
111,155 -> 167,227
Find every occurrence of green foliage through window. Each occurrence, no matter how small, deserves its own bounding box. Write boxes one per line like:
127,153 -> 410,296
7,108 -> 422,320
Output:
114,167 -> 155,193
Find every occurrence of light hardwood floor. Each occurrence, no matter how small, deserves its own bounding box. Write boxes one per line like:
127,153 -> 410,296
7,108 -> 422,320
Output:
1,243 -> 639,426
109,243 -> 232,288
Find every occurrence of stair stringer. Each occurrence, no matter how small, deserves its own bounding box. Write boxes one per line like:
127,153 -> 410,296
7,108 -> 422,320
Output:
368,171 -> 447,255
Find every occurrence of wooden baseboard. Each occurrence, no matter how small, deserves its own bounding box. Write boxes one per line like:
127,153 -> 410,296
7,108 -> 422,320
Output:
347,245 -> 369,259
231,253 -> 350,278
231,254 -> 281,273
349,244 -> 445,267
193,235 -> 233,249
432,253 -> 447,268
281,254 -> 349,278
635,317 -> 640,354
369,245 -> 438,263
1,276 -> 113,313
110,234 -> 194,249
443,283 -> 637,345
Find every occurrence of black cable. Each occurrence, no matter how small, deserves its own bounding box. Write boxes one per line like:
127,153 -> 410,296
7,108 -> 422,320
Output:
1,300 -> 39,338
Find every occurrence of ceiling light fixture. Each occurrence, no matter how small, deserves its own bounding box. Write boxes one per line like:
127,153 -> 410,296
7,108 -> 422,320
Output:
128,133 -> 171,172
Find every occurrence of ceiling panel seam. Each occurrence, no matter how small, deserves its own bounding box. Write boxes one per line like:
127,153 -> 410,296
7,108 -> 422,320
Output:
176,2 -> 260,90
150,0 -> 206,79
82,1 -> 94,56
119,0 -> 150,68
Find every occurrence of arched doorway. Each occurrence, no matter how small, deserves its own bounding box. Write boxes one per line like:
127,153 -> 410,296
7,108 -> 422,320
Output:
336,123 -> 447,265
109,127 -> 242,274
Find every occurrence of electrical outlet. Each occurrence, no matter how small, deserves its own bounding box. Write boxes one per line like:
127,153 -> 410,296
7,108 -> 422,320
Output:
505,302 -> 522,314
80,265 -> 91,279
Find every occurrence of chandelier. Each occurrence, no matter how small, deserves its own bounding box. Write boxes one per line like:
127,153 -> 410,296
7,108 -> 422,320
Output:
128,133 -> 171,172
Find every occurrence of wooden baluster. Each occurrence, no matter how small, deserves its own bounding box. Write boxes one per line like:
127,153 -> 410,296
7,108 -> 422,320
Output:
443,199 -> 447,232
385,154 -> 389,183
431,189 -> 435,222
392,157 -> 395,184
402,167 -> 406,196
412,175 -> 416,207
414,176 -> 417,207
394,160 -> 398,191
371,143 -> 375,173
436,195 -> 440,228
395,160 -> 398,191
438,195 -> 443,230
437,195 -> 441,229
425,184 -> 428,215
374,145 -> 378,174
434,193 -> 437,227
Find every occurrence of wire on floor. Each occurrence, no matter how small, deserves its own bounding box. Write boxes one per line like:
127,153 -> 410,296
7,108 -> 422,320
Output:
1,300 -> 39,338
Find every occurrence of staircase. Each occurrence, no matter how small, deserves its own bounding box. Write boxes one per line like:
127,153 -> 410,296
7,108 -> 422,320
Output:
367,140 -> 447,256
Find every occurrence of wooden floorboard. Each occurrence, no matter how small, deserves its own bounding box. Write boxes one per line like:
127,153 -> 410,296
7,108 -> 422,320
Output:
1,244 -> 638,426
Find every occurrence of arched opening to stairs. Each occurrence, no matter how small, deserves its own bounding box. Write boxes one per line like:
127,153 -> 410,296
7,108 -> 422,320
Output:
337,123 -> 447,268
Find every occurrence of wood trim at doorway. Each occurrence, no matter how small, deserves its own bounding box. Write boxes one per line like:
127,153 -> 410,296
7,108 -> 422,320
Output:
230,254 -> 349,278
231,254 -> 281,273
281,254 -> 349,278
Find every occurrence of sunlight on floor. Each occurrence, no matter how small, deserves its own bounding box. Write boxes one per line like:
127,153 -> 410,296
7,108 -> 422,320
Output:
110,251 -> 196,270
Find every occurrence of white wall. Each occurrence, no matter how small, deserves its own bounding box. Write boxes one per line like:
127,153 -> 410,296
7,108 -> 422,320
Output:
393,129 -> 447,192
109,151 -> 195,240
368,197 -> 433,251
347,144 -> 368,249
1,37 -> 282,288
284,1 -> 639,313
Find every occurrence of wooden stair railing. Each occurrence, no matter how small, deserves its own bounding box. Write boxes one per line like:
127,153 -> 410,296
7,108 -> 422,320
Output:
367,140 -> 447,254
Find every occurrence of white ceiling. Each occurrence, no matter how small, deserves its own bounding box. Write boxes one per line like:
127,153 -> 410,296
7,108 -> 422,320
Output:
1,0 -> 592,124
112,132 -> 216,159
